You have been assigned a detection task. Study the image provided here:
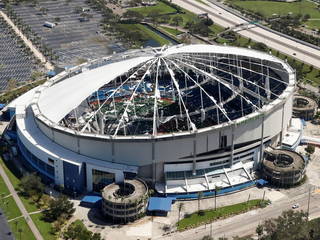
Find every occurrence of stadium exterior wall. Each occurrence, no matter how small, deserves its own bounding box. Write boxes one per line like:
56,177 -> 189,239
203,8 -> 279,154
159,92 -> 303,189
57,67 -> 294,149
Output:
15,92 -> 293,193
14,45 -> 296,194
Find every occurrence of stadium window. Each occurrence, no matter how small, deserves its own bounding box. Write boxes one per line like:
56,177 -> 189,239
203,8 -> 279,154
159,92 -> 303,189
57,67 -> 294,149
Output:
220,135 -> 227,148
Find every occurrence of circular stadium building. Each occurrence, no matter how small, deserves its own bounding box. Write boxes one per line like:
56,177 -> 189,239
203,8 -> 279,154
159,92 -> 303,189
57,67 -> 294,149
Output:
101,179 -> 148,223
14,44 -> 296,195
292,95 -> 317,120
262,147 -> 305,186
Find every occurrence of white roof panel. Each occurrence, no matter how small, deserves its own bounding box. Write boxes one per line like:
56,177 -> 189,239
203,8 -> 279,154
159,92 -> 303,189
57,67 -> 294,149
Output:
38,56 -> 152,123
7,85 -> 41,109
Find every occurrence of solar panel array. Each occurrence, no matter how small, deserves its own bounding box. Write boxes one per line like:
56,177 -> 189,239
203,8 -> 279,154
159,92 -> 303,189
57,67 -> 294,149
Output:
0,17 -> 38,92
11,0 -> 126,67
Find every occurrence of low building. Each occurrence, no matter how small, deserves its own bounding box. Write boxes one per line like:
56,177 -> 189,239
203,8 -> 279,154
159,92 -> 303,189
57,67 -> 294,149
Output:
293,95 -> 317,120
101,179 -> 148,223
262,148 -> 306,186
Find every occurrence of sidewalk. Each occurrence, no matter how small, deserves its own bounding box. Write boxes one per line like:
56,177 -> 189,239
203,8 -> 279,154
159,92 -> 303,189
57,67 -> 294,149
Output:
0,162 -> 44,240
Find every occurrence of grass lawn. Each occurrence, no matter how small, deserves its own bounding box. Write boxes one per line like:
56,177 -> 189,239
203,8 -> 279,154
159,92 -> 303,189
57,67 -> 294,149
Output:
170,9 -> 197,27
9,217 -> 36,240
118,23 -> 171,46
230,0 -> 320,28
0,174 -> 10,196
270,50 -> 320,86
177,199 -> 269,231
0,157 -> 22,189
159,26 -> 184,36
130,1 -> 177,16
31,213 -> 56,240
0,157 -> 40,212
0,195 -> 21,220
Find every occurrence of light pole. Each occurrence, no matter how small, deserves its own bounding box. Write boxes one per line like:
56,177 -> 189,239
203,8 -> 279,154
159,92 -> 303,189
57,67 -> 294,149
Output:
307,186 -> 311,220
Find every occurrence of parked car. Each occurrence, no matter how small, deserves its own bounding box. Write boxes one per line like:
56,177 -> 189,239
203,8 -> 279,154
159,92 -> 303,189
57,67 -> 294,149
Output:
292,204 -> 300,209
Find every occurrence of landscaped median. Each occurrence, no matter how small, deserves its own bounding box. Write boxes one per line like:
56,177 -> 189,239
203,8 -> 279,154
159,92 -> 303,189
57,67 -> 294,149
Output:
177,199 -> 270,231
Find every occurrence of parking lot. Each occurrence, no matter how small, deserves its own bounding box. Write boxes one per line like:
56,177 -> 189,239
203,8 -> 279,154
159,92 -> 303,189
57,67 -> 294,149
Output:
0,17 -> 39,92
12,0 -> 126,67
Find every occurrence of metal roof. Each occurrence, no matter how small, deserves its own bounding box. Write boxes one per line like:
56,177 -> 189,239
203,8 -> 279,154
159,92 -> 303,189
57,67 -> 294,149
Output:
148,197 -> 175,212
30,44 -> 295,139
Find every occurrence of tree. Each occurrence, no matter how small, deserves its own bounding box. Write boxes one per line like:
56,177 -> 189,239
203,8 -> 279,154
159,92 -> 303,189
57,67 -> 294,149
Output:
159,15 -> 171,24
258,210 -> 310,240
251,42 -> 268,52
172,15 -> 183,27
148,10 -> 159,25
214,186 -> 221,211
202,236 -> 213,240
305,145 -> 315,155
19,173 -> 44,202
202,18 -> 213,26
63,220 -> 102,240
197,191 -> 203,213
123,10 -> 144,22
43,195 -> 75,222
256,224 -> 264,239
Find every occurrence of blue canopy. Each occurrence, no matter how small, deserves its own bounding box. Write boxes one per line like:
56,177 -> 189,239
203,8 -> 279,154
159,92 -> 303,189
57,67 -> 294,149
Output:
148,197 -> 175,212
81,195 -> 102,204
47,70 -> 56,77
256,179 -> 269,186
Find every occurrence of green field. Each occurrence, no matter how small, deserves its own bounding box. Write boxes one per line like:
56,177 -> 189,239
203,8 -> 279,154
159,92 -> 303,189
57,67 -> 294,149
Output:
9,218 -> 36,240
0,158 -> 40,212
0,195 -> 21,220
0,173 -> 10,196
130,1 -> 177,16
231,0 -> 320,28
0,157 -> 54,239
159,26 -> 184,36
31,213 -> 56,240
177,199 -> 269,231
118,23 -> 171,46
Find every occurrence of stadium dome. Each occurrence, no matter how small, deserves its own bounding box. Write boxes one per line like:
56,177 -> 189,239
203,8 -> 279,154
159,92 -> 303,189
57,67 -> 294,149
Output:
14,44 -> 295,195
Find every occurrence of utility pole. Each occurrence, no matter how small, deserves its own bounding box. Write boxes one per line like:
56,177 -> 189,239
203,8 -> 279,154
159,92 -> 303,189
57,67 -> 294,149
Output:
307,187 -> 311,220
210,222 -> 213,237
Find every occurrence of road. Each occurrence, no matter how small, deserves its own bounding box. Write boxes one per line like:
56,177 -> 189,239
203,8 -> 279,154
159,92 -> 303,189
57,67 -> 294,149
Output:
0,162 -> 44,240
0,10 -> 54,70
172,0 -> 320,69
158,188 -> 320,240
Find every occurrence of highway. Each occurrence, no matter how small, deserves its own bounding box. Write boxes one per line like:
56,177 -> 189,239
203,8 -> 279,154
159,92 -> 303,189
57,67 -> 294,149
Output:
158,189 -> 320,239
172,0 -> 320,69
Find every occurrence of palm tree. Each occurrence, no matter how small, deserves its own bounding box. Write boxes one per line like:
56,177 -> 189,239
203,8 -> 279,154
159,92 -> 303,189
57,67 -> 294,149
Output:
214,186 -> 221,211
177,202 -> 184,224
197,192 -> 203,213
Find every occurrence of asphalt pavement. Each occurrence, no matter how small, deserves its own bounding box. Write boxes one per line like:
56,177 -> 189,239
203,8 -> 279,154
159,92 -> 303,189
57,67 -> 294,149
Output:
172,0 -> 320,69
157,187 -> 320,240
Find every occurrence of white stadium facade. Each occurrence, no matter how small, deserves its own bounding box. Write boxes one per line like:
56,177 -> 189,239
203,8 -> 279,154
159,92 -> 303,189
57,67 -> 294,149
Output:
14,44 -> 296,195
